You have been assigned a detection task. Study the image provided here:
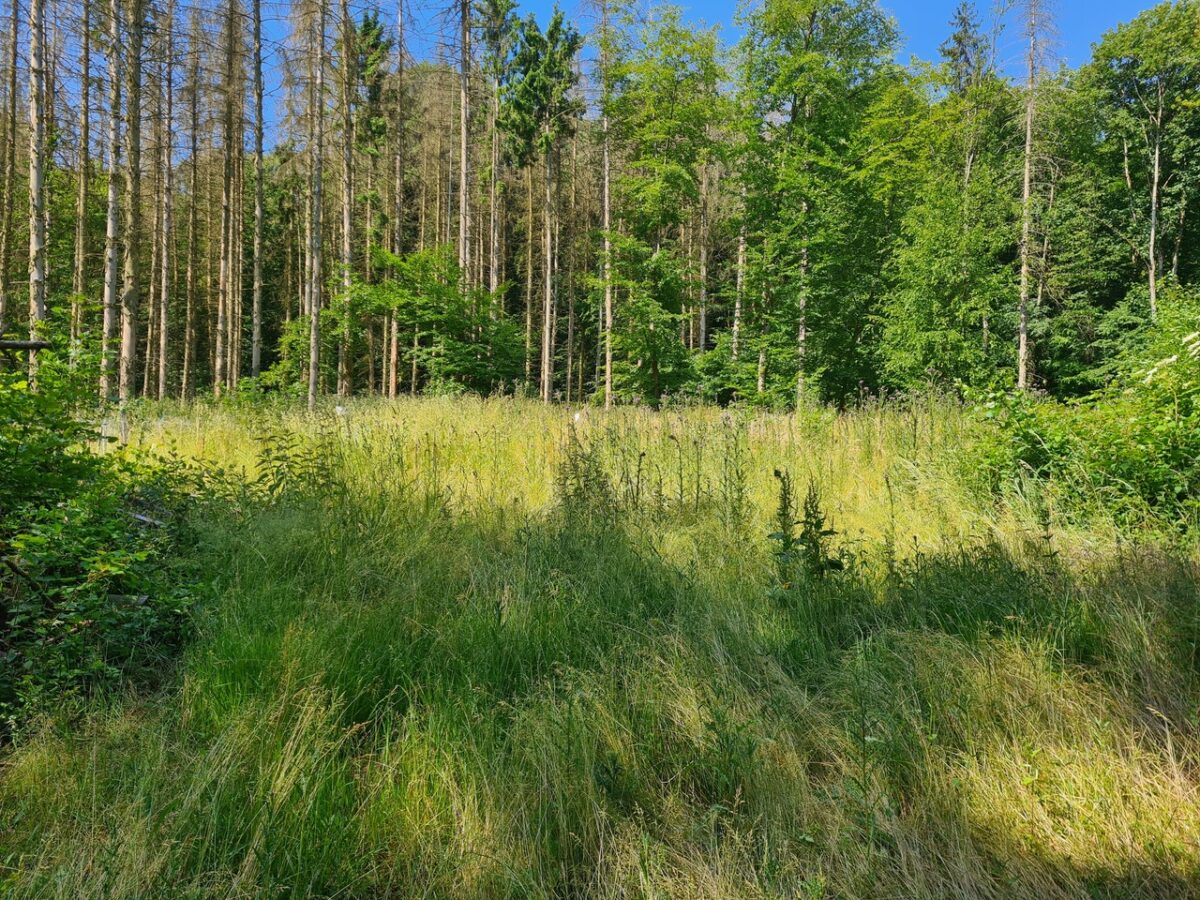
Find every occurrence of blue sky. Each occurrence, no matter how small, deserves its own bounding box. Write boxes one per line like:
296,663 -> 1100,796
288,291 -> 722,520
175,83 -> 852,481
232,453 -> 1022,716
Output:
884,0 -> 1150,72
259,0 -> 1156,144
466,0 -> 1153,72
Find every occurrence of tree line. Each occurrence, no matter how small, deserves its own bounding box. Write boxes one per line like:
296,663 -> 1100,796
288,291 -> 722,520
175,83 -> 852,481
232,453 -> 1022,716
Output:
5,0 -> 1200,409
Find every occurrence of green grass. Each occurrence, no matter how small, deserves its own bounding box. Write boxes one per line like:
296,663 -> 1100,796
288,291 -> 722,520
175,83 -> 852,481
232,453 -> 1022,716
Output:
3,396 -> 1199,897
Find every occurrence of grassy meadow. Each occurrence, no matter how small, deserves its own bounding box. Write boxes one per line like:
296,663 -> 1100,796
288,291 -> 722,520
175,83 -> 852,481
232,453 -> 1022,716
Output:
2,396 -> 1199,897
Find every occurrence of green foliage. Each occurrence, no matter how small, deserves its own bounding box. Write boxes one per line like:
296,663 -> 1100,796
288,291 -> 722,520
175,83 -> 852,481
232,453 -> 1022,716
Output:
770,469 -> 845,587
353,11 -> 394,155
737,0 -> 900,404
500,8 -> 583,166
366,244 -> 524,393
0,357 -> 211,733
608,236 -> 692,402
971,286 -> 1200,525
0,358 -> 103,511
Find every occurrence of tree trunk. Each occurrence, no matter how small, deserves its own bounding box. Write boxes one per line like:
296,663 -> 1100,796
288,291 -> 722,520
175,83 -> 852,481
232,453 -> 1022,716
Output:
215,0 -> 238,396
144,90 -> 161,399
72,0 -> 90,352
458,0 -> 470,289
795,206 -> 809,405
525,164 -> 533,386
1172,195 -> 1186,280
158,0 -> 174,399
0,0 -> 17,337
100,0 -> 121,401
1148,96 -> 1162,323
733,189 -> 745,362
251,0 -> 264,377
182,20 -> 199,399
338,0 -> 353,397
601,0 -> 613,407
697,162 -> 710,352
308,0 -> 326,412
540,147 -> 553,402
118,0 -> 145,407
390,0 -> 404,398
1016,0 -> 1038,390
488,69 -> 500,300
27,0 -> 47,381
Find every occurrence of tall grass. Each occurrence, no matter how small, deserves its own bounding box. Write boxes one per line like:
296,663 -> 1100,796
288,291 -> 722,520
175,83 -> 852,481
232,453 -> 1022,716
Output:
2,397 -> 1197,897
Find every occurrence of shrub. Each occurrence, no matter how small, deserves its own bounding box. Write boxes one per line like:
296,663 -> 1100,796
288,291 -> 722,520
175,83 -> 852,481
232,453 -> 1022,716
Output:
0,355 -> 207,733
969,287 -> 1200,528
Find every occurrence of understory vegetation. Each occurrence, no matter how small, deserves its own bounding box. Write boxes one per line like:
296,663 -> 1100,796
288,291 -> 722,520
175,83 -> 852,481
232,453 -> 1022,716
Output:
3,392 -> 1199,897
0,359 -> 211,731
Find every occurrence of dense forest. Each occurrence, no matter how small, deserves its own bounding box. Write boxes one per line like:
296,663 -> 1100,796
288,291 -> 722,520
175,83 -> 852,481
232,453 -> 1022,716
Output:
4,0 -> 1198,408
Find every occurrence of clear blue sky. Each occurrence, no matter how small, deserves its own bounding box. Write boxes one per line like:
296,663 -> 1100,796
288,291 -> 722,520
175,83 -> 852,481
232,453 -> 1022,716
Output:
496,0 -> 1154,72
882,0 -> 1153,72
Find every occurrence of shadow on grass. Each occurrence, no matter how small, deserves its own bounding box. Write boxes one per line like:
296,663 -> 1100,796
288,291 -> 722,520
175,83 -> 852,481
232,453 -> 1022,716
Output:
2,486 -> 1199,898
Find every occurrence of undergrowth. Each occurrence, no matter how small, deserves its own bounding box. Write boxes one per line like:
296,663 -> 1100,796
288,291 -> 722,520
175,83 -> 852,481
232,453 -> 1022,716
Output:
1,396 -> 1198,898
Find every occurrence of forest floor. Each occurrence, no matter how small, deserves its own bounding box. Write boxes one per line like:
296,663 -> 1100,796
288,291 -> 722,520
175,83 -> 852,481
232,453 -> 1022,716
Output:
2,397 -> 1199,898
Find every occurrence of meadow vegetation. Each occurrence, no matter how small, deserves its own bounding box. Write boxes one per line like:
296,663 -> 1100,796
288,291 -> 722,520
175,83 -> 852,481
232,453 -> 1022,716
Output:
3,0 -> 1199,892
3,394 -> 1198,897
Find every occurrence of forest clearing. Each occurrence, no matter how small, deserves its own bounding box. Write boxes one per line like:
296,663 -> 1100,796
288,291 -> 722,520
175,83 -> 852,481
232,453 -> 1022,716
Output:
3,0 -> 1200,894
2,396 -> 1199,897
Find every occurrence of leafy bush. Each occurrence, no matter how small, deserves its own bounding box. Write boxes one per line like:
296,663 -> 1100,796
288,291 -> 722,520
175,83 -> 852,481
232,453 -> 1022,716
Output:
970,288 -> 1200,527
0,355 -> 208,733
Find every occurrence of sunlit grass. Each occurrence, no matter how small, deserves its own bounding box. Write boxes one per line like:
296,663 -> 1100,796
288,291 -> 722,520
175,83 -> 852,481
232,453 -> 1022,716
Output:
2,396 -> 1196,897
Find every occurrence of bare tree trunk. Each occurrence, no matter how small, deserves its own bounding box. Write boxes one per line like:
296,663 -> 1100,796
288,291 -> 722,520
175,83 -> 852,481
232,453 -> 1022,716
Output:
540,147 -> 553,402
0,0 -> 15,336
601,0 -> 613,408
795,295 -> 806,404
795,206 -> 808,405
337,0 -> 352,396
307,0 -> 326,412
72,0 -> 90,351
100,0 -> 121,400
1172,196 -> 1186,280
488,63 -> 500,299
214,0 -> 237,396
27,0 -> 47,380
697,162 -> 710,352
525,164 -> 533,386
565,132 -> 577,401
733,189 -> 745,362
118,0 -> 145,407
457,0 -> 470,289
182,18 -> 198,399
144,86 -> 161,399
1016,0 -> 1038,390
757,304 -> 767,394
1148,93 -> 1163,323
158,0 -> 173,399
389,0 -> 404,399
207,162 -> 217,378
251,0 -> 264,376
